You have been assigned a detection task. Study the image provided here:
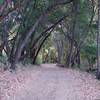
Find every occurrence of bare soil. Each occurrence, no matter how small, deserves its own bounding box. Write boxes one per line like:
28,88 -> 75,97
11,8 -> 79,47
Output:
0,63 -> 100,100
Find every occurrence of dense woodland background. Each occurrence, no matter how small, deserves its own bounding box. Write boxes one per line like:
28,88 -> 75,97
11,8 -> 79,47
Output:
0,0 -> 100,79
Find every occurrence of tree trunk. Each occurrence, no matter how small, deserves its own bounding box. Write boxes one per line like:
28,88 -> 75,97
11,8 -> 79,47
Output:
9,0 -> 73,69
2,20 -> 10,57
33,33 -> 51,64
97,0 -> 100,79
65,1 -> 77,67
76,49 -> 80,67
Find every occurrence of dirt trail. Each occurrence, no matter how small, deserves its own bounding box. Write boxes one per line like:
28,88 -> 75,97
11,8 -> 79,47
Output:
0,64 -> 100,100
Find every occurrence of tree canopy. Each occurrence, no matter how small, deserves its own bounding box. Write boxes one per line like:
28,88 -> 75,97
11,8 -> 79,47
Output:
0,0 -> 100,79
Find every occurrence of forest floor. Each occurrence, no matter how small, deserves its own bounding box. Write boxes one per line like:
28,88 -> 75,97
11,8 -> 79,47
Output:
0,63 -> 100,100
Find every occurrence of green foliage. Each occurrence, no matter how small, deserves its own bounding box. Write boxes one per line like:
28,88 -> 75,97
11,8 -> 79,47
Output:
0,0 -> 3,5
0,55 -> 7,64
35,54 -> 43,65
48,9 -> 65,23
81,43 -> 96,65
22,58 -> 33,65
0,0 -> 98,71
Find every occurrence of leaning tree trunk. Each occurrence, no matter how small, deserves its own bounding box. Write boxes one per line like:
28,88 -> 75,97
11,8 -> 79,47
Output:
32,33 -> 51,64
97,0 -> 100,79
9,0 -> 74,70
